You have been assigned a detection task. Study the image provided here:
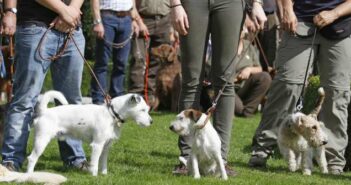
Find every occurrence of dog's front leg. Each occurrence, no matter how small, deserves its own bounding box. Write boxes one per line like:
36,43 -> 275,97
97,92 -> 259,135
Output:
287,149 -> 298,172
191,154 -> 200,179
315,147 -> 328,174
301,150 -> 313,175
90,142 -> 104,176
215,153 -> 228,180
99,140 -> 113,175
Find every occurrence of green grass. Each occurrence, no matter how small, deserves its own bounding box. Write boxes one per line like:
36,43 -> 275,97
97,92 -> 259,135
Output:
23,112 -> 351,185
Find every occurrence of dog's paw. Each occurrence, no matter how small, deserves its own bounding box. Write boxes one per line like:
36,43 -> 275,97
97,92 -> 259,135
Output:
194,174 -> 201,179
303,169 -> 311,176
288,164 -> 297,172
222,174 -> 228,180
101,169 -> 108,175
321,168 -> 328,174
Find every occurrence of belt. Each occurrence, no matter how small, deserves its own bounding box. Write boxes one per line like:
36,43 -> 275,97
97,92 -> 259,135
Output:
18,21 -> 81,30
101,10 -> 131,17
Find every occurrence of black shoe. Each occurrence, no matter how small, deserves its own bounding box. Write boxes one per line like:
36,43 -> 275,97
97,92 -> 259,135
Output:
66,160 -> 90,172
248,155 -> 267,168
2,161 -> 19,172
172,163 -> 188,175
225,164 -> 238,176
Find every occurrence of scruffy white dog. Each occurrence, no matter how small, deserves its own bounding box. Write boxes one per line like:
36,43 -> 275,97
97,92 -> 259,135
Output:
278,87 -> 328,175
27,91 -> 152,176
0,164 -> 66,185
169,109 -> 227,180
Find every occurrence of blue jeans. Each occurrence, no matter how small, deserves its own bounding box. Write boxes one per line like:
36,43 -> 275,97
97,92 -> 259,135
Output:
1,24 -> 86,169
90,13 -> 132,104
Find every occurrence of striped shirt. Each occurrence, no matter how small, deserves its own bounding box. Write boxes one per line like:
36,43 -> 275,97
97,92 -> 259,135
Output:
100,0 -> 133,11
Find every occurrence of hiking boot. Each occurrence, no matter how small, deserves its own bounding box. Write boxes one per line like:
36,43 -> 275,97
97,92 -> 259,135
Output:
225,164 -> 238,176
2,161 -> 19,172
172,163 -> 188,175
248,155 -> 267,168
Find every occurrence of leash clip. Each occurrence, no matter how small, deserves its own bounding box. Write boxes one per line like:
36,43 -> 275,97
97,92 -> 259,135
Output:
296,97 -> 304,112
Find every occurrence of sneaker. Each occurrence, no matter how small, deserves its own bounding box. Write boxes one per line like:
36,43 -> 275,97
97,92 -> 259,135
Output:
248,155 -> 267,168
225,164 -> 238,176
172,163 -> 188,175
329,168 -> 343,175
2,161 -> 19,172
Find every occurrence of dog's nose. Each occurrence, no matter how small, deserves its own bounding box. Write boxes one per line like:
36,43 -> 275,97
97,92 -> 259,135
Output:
169,125 -> 174,131
150,119 -> 153,124
322,140 -> 328,145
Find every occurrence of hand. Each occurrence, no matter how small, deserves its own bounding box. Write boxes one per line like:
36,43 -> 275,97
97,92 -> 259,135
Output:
93,23 -> 105,39
251,3 -> 267,31
51,17 -> 74,33
59,5 -> 82,27
237,67 -> 252,81
0,12 -> 16,36
132,21 -> 140,37
171,5 -> 189,35
313,10 -> 339,28
280,8 -> 298,33
137,21 -> 149,37
244,14 -> 256,33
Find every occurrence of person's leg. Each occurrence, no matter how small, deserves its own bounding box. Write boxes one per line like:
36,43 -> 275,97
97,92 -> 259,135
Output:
1,25 -> 52,170
110,16 -> 132,97
236,72 -> 272,117
90,14 -> 114,104
249,22 -> 319,167
128,38 -> 147,94
177,0 -> 210,163
318,35 -> 351,174
210,0 -> 244,163
51,28 -> 87,167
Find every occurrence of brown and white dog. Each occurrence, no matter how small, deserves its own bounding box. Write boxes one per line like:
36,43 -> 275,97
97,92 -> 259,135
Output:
169,109 -> 227,180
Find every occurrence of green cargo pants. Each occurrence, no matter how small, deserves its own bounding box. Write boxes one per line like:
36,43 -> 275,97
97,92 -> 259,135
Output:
251,21 -> 351,170
178,0 -> 245,162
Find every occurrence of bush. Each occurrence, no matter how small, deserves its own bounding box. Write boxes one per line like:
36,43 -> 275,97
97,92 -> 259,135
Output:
302,75 -> 320,114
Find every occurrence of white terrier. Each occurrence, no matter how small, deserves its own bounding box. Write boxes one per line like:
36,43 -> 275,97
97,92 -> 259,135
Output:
0,164 -> 66,185
27,91 -> 152,176
278,87 -> 328,175
169,109 -> 227,180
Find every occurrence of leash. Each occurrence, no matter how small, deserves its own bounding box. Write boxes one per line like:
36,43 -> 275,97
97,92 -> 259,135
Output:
37,25 -> 112,105
198,32 -> 259,129
103,32 -> 133,49
143,34 -> 150,104
295,28 -> 318,112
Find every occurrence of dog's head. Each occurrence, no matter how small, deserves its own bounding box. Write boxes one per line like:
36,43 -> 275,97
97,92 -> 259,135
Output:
151,44 -> 177,63
110,94 -> 152,127
289,112 -> 328,147
169,109 -> 207,136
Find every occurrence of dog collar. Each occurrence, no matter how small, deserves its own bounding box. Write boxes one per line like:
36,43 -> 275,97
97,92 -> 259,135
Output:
108,104 -> 125,124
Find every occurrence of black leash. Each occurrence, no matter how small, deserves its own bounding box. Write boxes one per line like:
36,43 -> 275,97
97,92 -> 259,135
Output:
295,28 -> 318,112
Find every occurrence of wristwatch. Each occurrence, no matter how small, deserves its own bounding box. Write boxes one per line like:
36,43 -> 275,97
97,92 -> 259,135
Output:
4,8 -> 17,14
93,19 -> 102,25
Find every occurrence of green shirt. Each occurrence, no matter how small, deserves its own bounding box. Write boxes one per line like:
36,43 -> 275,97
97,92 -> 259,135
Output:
136,0 -> 170,16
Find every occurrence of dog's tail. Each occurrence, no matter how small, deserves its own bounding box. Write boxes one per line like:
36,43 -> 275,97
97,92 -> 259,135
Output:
0,171 -> 67,185
37,90 -> 69,114
309,87 -> 325,118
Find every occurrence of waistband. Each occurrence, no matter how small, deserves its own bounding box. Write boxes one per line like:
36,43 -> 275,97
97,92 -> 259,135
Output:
101,9 -> 131,17
17,21 -> 81,30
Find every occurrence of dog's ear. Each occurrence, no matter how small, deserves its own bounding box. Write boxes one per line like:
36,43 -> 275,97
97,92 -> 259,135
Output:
129,95 -> 142,105
167,46 -> 177,62
184,109 -> 202,123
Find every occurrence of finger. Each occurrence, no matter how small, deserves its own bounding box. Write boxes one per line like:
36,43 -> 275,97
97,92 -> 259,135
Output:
184,16 -> 189,30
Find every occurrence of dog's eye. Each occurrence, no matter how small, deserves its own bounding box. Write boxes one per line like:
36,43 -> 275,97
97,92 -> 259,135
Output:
179,117 -> 184,121
312,126 -> 317,130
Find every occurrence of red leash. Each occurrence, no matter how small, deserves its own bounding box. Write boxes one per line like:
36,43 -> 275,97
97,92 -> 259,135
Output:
143,34 -> 150,104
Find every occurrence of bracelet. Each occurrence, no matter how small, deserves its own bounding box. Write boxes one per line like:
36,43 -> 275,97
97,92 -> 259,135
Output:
93,19 -> 102,25
170,4 -> 182,8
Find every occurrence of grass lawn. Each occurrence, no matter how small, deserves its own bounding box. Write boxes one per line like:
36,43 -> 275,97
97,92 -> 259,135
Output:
23,112 -> 351,185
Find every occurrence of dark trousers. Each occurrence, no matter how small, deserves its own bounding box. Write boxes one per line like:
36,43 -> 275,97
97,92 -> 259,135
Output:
128,14 -> 172,99
235,72 -> 272,117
